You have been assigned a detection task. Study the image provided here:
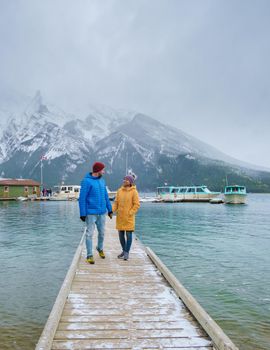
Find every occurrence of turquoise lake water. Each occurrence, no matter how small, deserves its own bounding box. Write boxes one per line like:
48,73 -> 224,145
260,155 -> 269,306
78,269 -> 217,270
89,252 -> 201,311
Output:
0,194 -> 270,349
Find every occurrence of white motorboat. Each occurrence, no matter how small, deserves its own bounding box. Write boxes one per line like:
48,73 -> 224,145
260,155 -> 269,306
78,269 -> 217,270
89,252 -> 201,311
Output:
16,196 -> 28,201
50,185 -> 116,201
50,185 -> 80,201
209,197 -> 224,204
139,196 -> 156,203
224,185 -> 247,204
107,187 -> 117,201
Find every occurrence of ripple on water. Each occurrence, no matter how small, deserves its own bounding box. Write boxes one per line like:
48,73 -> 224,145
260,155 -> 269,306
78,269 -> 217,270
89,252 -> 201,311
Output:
0,201 -> 82,349
1,196 -> 270,350
137,197 -> 270,350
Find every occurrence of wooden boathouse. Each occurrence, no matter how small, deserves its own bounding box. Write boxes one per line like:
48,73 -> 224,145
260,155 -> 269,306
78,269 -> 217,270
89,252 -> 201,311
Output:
0,178 -> 40,200
36,218 -> 238,350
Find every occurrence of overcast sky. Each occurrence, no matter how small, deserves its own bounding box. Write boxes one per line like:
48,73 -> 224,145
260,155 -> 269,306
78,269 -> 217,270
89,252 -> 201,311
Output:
1,0 -> 270,168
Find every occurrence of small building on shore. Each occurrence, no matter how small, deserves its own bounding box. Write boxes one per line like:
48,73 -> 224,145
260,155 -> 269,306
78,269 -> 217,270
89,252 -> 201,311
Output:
0,179 -> 41,200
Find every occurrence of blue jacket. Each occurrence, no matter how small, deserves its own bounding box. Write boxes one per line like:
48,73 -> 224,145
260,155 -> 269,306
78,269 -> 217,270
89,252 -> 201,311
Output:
79,173 -> 112,216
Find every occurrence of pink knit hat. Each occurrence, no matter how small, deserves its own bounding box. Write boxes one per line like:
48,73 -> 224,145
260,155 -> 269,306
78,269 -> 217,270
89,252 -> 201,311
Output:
124,175 -> 135,185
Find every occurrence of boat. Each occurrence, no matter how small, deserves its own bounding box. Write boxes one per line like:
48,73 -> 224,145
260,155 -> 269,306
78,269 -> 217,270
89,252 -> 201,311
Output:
209,197 -> 224,204
50,185 -> 81,201
156,185 -> 221,202
50,185 -> 116,201
224,185 -> 247,204
139,195 -> 156,203
16,196 -> 28,201
107,187 -> 117,201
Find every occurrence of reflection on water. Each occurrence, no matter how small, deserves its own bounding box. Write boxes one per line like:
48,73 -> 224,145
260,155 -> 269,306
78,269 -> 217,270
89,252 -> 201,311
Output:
136,194 -> 270,350
1,195 -> 270,349
0,201 -> 82,350
0,322 -> 42,350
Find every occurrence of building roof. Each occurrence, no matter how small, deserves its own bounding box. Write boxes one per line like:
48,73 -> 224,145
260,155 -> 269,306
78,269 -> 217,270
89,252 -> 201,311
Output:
0,179 -> 40,186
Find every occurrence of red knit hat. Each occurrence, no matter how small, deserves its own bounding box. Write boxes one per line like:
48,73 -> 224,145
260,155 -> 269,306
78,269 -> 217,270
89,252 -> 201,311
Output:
92,162 -> 105,173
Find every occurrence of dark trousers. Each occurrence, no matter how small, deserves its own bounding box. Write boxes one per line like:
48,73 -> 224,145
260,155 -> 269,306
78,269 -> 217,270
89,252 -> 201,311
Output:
118,231 -> 133,253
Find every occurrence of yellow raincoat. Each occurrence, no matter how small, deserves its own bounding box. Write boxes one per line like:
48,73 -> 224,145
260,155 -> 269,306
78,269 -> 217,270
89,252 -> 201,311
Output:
112,185 -> 140,231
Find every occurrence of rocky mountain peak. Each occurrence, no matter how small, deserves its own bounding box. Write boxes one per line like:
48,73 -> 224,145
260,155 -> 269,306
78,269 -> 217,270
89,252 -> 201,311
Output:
24,90 -> 50,117
0,89 -> 269,191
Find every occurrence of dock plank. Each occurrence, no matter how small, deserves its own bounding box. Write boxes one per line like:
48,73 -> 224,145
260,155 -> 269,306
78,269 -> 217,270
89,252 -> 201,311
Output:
51,337 -> 212,349
36,218 -> 238,350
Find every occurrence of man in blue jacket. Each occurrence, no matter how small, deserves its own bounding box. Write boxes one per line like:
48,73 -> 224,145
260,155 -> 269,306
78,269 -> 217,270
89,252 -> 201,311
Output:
79,161 -> 113,264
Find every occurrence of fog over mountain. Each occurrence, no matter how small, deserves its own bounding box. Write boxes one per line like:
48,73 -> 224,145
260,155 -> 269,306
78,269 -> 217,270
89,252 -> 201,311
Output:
1,1 -> 270,169
1,90 -> 270,192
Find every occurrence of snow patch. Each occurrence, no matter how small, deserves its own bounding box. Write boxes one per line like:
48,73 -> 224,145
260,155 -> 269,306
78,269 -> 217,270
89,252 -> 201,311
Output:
185,154 -> 196,160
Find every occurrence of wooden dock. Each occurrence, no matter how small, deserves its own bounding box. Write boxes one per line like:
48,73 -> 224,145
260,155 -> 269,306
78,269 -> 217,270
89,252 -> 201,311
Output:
36,218 -> 238,350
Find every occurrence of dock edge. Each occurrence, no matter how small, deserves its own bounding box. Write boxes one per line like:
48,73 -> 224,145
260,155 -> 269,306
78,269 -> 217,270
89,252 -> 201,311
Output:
35,229 -> 86,350
146,246 -> 239,350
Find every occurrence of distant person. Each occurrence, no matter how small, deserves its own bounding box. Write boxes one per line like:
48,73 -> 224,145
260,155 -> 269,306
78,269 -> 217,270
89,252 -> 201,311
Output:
112,175 -> 140,260
79,162 -> 113,264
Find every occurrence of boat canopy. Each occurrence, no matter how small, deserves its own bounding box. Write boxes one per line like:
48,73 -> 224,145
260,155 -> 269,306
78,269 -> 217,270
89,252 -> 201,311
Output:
157,187 -> 173,194
157,185 -> 218,194
54,185 -> 81,193
225,185 -> 246,194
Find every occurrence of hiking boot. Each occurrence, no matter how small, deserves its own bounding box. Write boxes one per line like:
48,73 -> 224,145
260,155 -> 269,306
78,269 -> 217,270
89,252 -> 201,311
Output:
124,252 -> 129,261
117,251 -> 124,259
97,249 -> 105,259
86,256 -> 95,264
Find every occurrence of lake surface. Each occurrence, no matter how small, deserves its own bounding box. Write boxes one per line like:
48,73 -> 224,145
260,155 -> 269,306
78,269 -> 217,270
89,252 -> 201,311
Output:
0,194 -> 270,350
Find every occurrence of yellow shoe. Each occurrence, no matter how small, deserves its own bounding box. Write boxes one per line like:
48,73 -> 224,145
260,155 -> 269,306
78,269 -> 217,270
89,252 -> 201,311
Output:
97,249 -> 105,259
86,256 -> 95,264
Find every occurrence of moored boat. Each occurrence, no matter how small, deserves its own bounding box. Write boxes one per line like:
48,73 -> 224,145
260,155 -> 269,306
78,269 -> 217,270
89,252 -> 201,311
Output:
50,185 -> 81,201
139,195 -> 156,203
224,185 -> 247,204
107,187 -> 117,201
157,185 -> 221,202
16,196 -> 28,201
209,197 -> 224,204
50,185 -> 116,201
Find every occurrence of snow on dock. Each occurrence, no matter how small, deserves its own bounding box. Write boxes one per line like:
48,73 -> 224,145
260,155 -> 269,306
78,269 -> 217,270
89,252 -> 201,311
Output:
36,218 -> 238,350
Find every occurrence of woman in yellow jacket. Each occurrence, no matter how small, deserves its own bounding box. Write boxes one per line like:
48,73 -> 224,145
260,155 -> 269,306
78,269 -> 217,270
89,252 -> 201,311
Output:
112,175 -> 140,260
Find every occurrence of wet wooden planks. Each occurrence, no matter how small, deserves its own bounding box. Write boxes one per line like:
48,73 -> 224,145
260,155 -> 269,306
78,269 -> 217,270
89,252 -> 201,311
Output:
36,218 -> 238,350
50,219 -> 212,349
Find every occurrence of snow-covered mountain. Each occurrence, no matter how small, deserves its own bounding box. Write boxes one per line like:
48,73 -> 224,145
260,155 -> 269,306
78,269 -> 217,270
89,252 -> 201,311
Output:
0,90 -> 270,191
0,91 -> 134,162
0,90 -> 137,183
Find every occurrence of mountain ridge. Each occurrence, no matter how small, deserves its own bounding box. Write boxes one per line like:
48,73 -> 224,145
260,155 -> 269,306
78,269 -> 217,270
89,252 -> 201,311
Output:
0,90 -> 270,192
